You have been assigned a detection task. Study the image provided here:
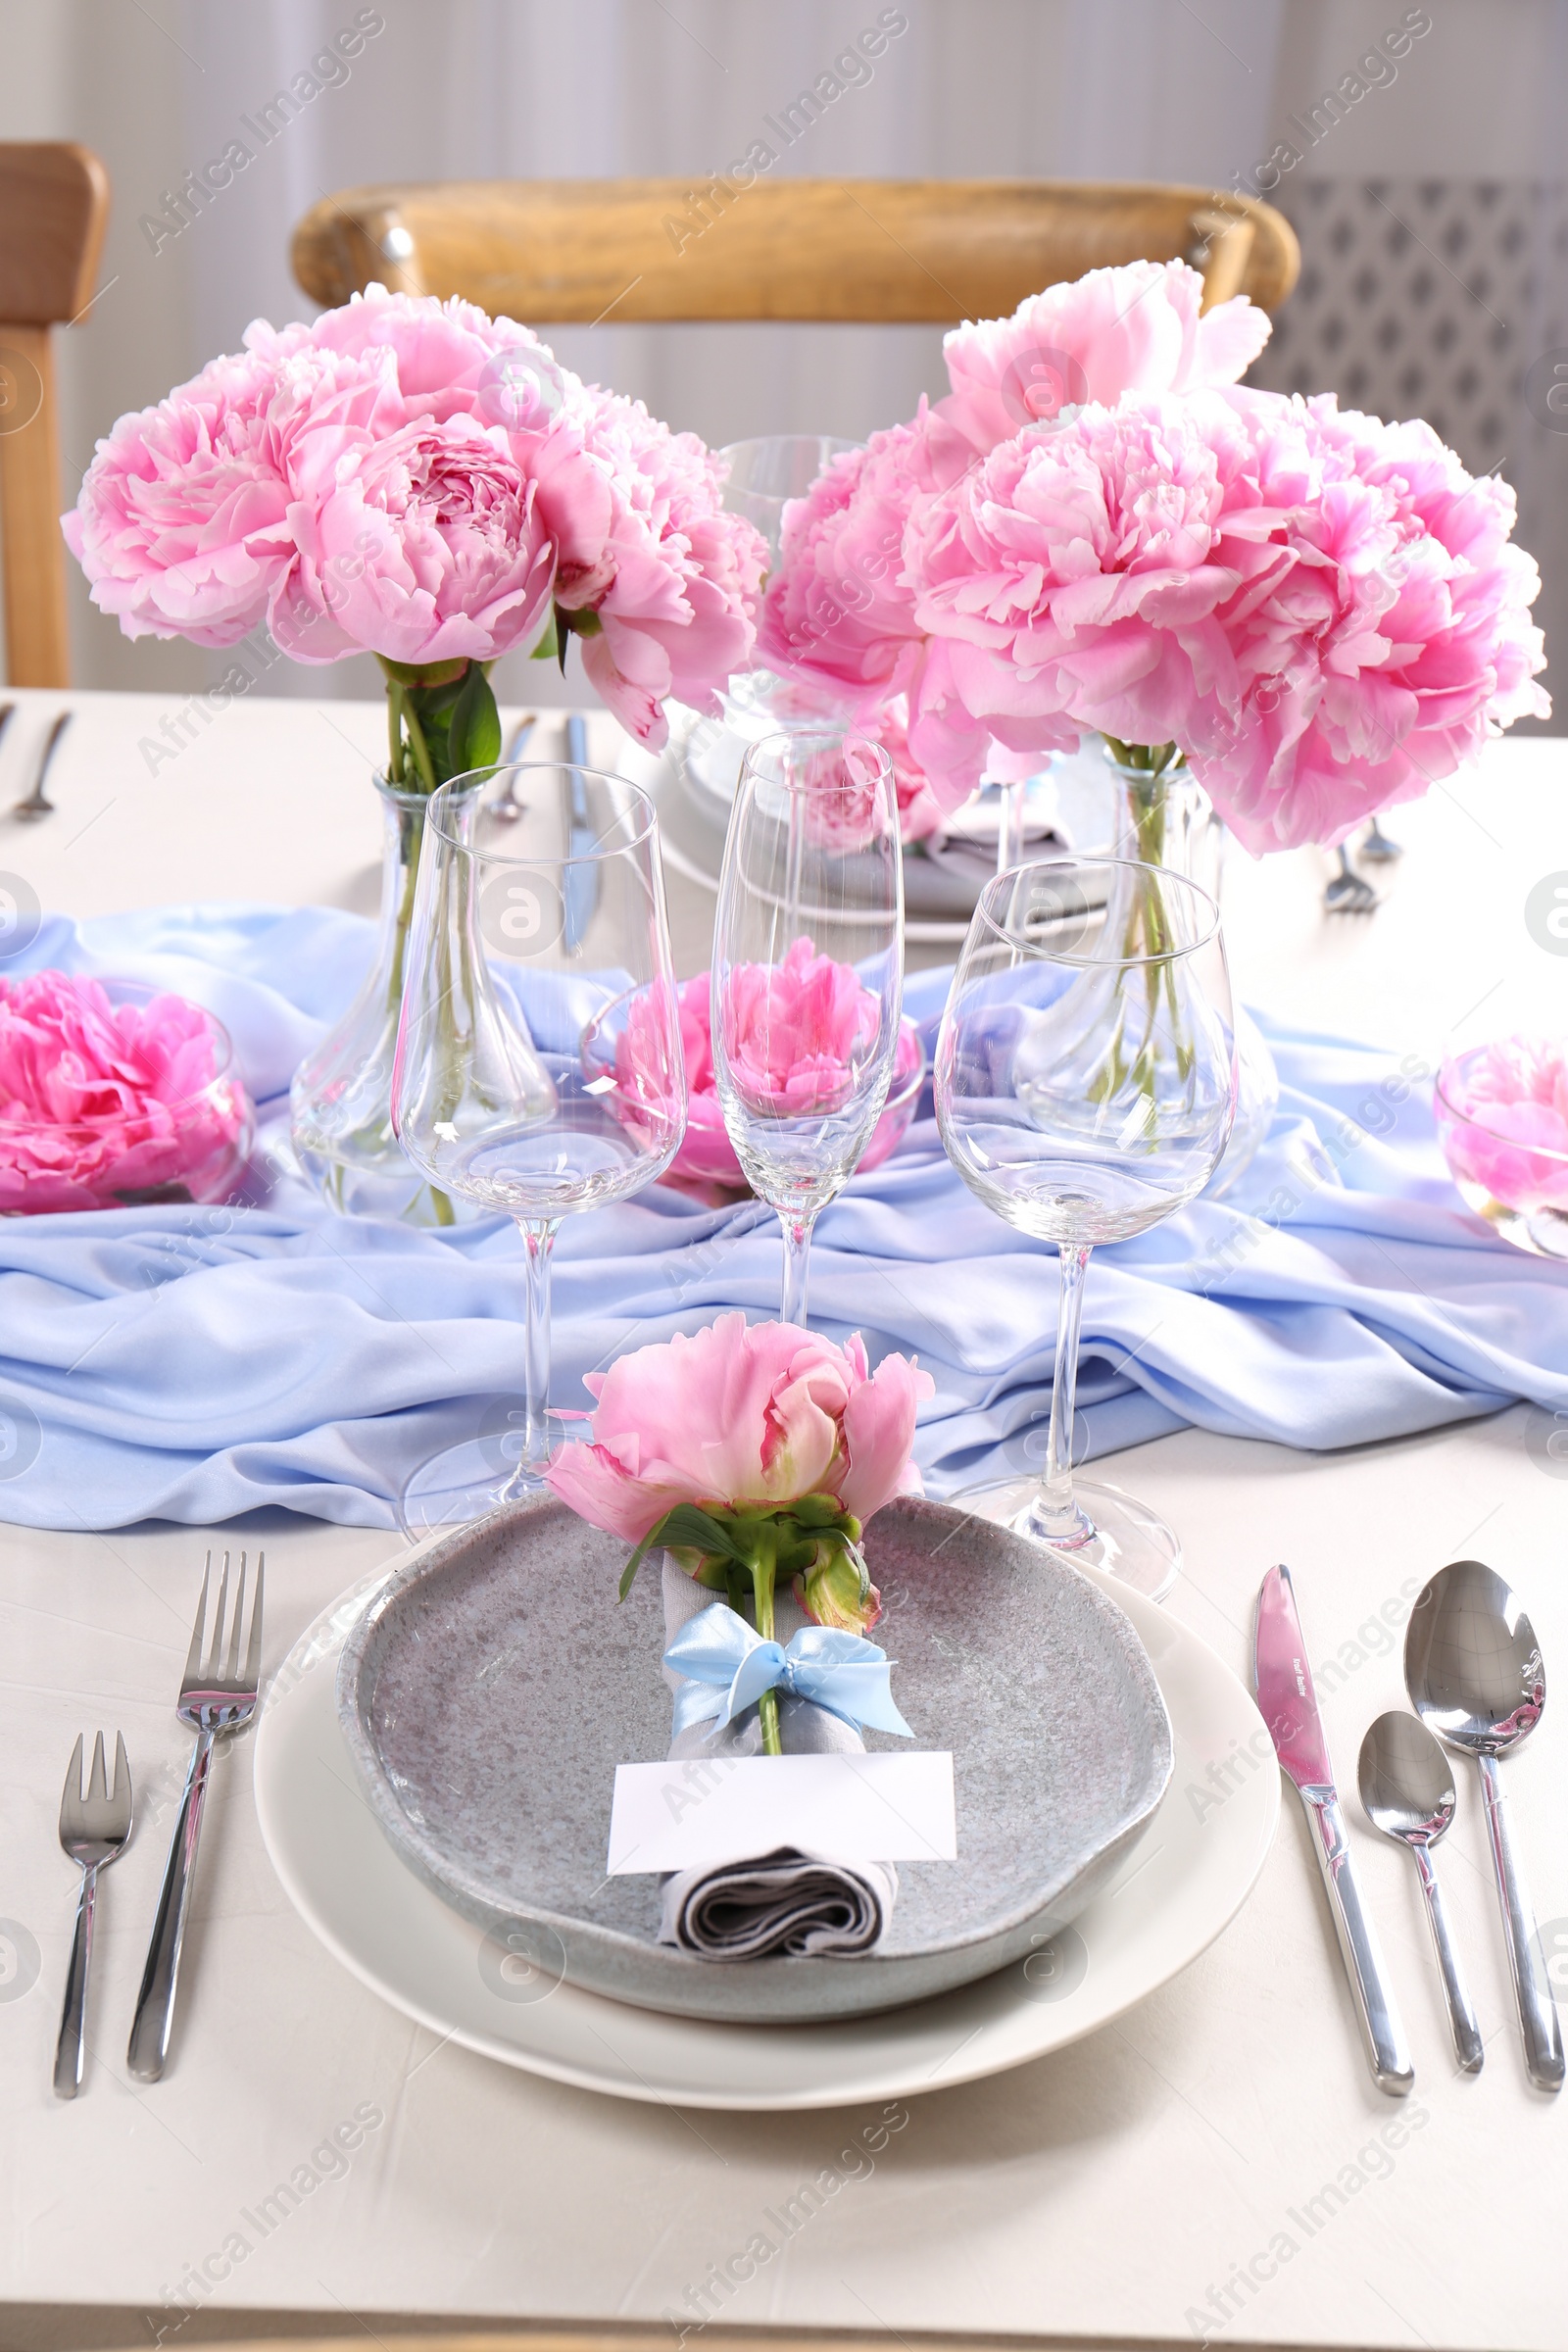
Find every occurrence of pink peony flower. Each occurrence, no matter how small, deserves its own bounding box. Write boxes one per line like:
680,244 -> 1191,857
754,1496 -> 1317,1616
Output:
1436,1036 -> 1568,1214
854,697 -> 945,842
906,391 -> 1282,790
755,406 -> 968,705
63,346 -> 298,648
1179,391 -> 1550,851
717,936 -> 884,1118
552,387 -> 767,748
939,259 -> 1272,455
0,973 -> 251,1213
545,1311 -> 932,1545
270,409 -> 558,666
613,975 -> 923,1189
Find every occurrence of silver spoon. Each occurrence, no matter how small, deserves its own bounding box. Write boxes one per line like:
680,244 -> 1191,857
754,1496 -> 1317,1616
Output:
1406,1559 -> 1563,2092
1358,1710 -> 1484,2073
490,711 -> 537,820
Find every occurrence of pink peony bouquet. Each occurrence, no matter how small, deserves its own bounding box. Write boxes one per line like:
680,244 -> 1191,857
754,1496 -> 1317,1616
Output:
65,284 -> 768,778
1436,1036 -> 1568,1216
756,260 -> 1548,850
547,1312 -> 932,1748
0,973 -> 252,1213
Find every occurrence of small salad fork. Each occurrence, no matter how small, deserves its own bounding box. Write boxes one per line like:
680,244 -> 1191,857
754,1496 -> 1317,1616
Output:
55,1732 -> 133,2099
127,1549 -> 264,2082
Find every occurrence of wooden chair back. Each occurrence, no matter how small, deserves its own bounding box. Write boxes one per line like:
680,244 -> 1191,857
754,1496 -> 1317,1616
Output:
0,141 -> 110,687
292,177 -> 1298,324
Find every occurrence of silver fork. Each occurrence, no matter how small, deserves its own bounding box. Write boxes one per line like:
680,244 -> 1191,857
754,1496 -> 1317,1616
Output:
127,1549 -> 264,2082
55,1732 -> 133,2099
1324,843 -> 1379,914
13,710 -> 71,820
1361,816 -> 1402,863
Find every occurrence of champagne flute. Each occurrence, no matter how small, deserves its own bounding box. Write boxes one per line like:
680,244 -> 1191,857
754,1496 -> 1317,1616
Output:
934,857 -> 1236,1599
711,729 -> 903,1326
392,762 -> 686,1528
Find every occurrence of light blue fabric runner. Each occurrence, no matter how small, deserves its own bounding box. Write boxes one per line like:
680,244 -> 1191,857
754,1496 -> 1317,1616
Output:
0,904 -> 1564,1532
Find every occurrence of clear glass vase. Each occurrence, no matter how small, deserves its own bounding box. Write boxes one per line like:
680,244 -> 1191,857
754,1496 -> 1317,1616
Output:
290,773 -> 484,1226
1102,744 -> 1279,1197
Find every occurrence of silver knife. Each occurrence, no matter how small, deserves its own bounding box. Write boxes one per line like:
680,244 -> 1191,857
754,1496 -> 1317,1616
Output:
564,710 -> 597,948
1254,1562 -> 1414,2096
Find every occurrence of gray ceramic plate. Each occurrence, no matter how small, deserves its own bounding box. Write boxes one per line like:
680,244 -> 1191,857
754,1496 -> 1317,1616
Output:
336,1494 -> 1172,2023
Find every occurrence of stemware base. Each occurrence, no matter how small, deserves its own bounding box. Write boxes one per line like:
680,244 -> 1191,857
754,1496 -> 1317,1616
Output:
398,1411 -> 582,1537
955,1474 -> 1181,1603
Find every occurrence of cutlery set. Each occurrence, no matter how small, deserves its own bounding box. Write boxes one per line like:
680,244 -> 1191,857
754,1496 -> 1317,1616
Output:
50,1549 -> 264,2098
0,702 -> 72,820
1256,1557 -> 1561,2097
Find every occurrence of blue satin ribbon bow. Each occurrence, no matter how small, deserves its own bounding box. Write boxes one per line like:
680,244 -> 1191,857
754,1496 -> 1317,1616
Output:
663,1603 -> 914,1740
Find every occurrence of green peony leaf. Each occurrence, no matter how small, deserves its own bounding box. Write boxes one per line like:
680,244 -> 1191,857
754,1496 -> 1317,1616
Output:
447,662 -> 503,781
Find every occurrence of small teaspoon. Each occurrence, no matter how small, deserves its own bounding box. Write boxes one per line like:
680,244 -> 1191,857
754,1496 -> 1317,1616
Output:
1358,1710 -> 1484,2073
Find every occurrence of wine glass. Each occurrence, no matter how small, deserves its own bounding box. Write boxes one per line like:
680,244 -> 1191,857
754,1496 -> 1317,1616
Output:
711,729 -> 903,1326
719,434 -> 863,572
391,762 -> 686,1528
718,434 -> 864,734
934,856 -> 1236,1598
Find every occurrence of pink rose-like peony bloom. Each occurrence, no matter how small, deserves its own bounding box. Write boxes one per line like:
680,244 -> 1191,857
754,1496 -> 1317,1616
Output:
270,409 -> 559,666
1436,1036 -> 1568,1214
613,974 -> 923,1188
63,346 -> 298,648
756,407 -> 969,705
939,259 -> 1273,456
755,408 -> 1031,817
856,697 -> 946,843
1178,390 -> 1550,852
550,387 -> 767,749
545,1312 -> 933,1553
907,391 -> 1287,791
718,936 -> 883,1118
0,973 -> 251,1214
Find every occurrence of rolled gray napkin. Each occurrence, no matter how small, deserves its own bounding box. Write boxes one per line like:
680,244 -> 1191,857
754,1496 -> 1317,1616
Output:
655,1556 -> 899,1960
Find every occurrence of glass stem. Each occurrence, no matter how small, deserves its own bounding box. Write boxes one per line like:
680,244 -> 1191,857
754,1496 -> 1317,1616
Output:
780,1210 -> 814,1327
509,1216 -> 560,1493
997,777 -> 1027,876
1030,1243 -> 1095,1547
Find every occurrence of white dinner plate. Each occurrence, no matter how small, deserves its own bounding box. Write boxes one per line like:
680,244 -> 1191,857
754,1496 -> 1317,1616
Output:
253,1550 -> 1278,2110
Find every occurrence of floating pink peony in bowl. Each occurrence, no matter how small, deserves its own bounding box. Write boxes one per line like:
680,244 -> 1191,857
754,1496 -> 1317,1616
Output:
587,965 -> 925,1197
1435,1035 -> 1568,1260
0,973 -> 254,1214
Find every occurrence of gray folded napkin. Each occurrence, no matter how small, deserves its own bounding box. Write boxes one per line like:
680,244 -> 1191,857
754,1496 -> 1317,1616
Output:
655,1557 -> 899,1960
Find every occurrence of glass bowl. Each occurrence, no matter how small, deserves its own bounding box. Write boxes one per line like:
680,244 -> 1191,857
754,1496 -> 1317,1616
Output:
0,974 -> 255,1214
1435,1037 -> 1568,1260
584,990 -> 925,1199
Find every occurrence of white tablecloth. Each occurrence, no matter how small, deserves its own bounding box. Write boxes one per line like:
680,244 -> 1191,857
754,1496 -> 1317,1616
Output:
1,689 -> 1566,2351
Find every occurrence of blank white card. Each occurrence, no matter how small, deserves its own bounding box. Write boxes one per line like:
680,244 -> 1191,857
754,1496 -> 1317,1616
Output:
606,1751 -> 956,1874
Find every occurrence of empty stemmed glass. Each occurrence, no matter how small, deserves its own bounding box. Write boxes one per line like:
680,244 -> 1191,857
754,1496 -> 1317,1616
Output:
712,729 -> 903,1326
392,762 -> 686,1527
935,857 -> 1236,1598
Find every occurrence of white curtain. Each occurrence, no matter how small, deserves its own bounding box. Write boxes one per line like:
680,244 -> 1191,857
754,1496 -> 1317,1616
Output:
3,0 -> 1563,727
